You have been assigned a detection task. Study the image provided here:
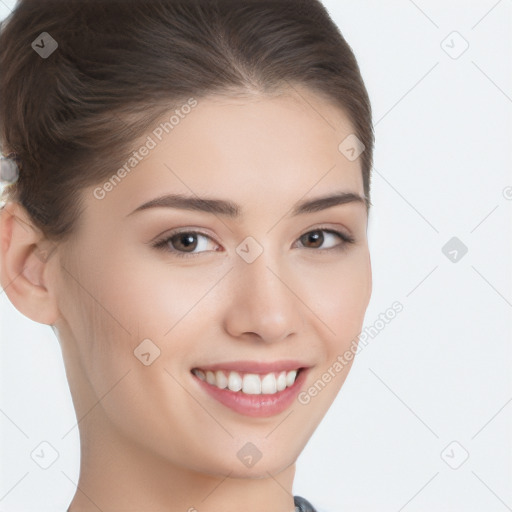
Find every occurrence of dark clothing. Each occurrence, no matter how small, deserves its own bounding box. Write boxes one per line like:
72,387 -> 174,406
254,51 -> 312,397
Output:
294,495 -> 318,512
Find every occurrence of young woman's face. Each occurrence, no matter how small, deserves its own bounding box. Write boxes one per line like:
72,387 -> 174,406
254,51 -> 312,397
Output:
53,86 -> 372,478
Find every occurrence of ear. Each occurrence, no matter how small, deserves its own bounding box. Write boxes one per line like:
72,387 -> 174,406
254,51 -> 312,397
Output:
0,201 -> 60,325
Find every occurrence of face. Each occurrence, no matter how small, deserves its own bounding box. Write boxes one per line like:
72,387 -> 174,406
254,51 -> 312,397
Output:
51,85 -> 372,479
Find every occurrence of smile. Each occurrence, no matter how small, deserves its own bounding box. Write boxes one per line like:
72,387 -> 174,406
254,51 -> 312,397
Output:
190,362 -> 310,417
191,368 -> 301,395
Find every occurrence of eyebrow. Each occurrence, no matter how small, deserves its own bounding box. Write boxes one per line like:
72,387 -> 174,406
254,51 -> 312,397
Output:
126,191 -> 368,218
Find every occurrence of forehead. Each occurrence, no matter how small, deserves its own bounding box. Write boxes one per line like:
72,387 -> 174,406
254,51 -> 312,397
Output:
84,86 -> 365,223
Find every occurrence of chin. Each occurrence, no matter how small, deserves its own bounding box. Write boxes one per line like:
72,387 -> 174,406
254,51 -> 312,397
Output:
219,448 -> 298,478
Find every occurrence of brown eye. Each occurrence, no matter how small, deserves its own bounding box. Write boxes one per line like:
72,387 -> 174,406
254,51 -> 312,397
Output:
297,229 -> 354,251
152,230 -> 219,257
170,232 -> 198,252
300,230 -> 324,248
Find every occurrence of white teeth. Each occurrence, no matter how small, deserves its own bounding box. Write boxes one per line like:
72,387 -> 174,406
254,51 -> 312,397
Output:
228,371 -> 242,392
215,370 -> 228,389
276,371 -> 287,392
193,368 -> 300,394
286,370 -> 297,387
261,373 -> 277,394
242,374 -> 262,394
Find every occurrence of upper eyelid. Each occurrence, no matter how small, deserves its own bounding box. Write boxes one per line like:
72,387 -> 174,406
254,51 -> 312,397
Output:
149,226 -> 217,245
154,221 -> 352,238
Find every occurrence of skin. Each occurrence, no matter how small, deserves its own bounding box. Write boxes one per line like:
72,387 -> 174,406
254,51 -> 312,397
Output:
0,85 -> 372,512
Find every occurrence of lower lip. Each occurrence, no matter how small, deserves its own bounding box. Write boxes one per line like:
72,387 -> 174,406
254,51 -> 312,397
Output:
191,368 -> 309,418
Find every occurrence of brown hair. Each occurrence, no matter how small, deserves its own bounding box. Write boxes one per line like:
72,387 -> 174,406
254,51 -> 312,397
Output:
0,0 -> 374,242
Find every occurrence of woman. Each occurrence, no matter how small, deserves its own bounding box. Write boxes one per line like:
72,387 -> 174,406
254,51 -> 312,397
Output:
0,0 -> 374,510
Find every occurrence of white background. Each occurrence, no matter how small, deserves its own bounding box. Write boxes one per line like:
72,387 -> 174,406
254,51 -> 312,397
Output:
1,1 -> 511,511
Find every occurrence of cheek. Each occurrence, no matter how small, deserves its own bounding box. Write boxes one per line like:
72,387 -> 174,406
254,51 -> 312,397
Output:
56,261 -> 200,450
90,244 -> 222,334
62,249 -> 225,420
293,255 -> 370,412
299,250 -> 371,341
56,245 -> 151,388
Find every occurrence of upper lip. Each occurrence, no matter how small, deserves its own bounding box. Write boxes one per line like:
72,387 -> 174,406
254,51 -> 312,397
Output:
192,360 -> 310,374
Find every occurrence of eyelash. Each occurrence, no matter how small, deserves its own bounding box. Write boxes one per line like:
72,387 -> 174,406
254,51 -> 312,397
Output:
151,227 -> 356,259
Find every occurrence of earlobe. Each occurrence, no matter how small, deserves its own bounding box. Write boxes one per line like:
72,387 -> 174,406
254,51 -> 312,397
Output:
0,201 -> 59,325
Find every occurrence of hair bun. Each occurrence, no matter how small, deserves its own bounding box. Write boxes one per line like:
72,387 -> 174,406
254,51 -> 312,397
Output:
0,153 -> 20,184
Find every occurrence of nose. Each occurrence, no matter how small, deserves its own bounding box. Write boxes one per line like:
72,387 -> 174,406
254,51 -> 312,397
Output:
222,249 -> 304,344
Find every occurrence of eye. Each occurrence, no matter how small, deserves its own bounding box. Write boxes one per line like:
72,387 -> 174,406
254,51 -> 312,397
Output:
296,228 -> 355,251
152,230 -> 220,258
151,227 -> 355,258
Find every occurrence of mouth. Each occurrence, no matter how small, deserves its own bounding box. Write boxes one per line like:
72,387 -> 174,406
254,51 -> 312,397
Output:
190,362 -> 310,418
191,367 -> 303,395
